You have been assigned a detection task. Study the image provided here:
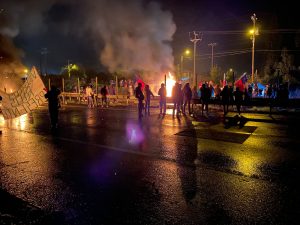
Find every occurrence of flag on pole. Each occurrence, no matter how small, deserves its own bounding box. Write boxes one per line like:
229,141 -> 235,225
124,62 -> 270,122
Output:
234,72 -> 248,91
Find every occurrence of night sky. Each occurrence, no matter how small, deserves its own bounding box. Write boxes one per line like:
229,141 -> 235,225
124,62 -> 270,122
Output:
1,0 -> 299,76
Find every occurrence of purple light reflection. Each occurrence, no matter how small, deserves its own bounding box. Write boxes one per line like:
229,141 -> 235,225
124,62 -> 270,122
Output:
126,122 -> 144,145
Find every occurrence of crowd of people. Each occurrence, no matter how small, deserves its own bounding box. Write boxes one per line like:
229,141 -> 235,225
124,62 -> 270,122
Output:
42,80 -> 290,128
132,80 -> 291,118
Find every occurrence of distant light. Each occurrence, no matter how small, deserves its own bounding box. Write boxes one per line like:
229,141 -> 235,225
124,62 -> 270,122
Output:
71,64 -> 79,70
185,49 -> 191,55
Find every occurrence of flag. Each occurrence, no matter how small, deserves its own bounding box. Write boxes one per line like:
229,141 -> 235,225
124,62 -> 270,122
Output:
234,73 -> 248,91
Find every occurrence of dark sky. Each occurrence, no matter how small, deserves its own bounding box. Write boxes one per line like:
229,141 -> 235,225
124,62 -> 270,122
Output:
1,0 -> 299,76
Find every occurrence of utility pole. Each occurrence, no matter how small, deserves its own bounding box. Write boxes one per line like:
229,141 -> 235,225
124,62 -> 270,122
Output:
189,31 -> 202,87
250,13 -> 258,84
208,43 -> 217,70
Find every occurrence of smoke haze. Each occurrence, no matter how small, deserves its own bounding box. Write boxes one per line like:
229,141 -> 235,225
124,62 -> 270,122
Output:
0,0 -> 176,78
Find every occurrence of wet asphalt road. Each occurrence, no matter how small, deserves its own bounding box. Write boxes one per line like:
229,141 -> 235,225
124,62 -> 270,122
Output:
0,105 -> 300,224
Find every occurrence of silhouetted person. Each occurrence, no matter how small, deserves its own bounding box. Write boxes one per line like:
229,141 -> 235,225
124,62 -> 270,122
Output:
172,82 -> 181,116
158,83 -> 167,115
200,83 -> 210,115
233,87 -> 243,115
135,82 -> 144,119
45,85 -> 61,129
183,82 -> 192,115
144,84 -> 154,116
220,85 -> 230,115
100,85 -> 108,107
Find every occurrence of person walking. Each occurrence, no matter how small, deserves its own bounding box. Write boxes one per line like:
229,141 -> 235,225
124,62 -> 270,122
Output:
158,83 -> 167,115
135,82 -> 144,119
144,84 -> 154,116
45,85 -> 61,129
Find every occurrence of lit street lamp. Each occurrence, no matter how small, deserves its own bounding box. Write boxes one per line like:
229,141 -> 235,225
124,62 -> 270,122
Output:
250,13 -> 258,84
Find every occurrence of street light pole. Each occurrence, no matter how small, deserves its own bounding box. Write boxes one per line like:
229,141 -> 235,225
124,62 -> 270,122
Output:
189,31 -> 202,87
250,13 -> 258,84
208,43 -> 217,70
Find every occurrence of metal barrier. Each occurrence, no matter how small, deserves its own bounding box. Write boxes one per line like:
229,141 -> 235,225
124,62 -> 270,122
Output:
60,92 -> 139,106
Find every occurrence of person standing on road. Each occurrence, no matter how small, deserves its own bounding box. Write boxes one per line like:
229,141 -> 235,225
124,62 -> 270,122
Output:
183,82 -> 192,115
100,85 -> 108,107
144,84 -> 154,116
200,83 -> 210,115
45,85 -> 61,129
158,83 -> 167,115
135,82 -> 144,119
233,87 -> 243,116
172,82 -> 181,117
220,85 -> 230,115
86,85 -> 94,108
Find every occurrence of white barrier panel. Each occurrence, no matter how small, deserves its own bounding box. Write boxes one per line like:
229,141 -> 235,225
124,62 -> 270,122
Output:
0,67 -> 46,120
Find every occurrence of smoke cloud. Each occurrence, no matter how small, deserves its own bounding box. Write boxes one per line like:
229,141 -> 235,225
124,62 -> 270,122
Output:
80,0 -> 176,74
0,0 -> 176,78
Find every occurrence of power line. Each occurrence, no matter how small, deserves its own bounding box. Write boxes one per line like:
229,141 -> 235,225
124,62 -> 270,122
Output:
196,49 -> 300,60
193,29 -> 300,35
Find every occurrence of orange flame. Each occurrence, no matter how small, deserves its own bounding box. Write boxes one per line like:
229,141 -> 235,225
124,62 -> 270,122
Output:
166,72 -> 176,97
